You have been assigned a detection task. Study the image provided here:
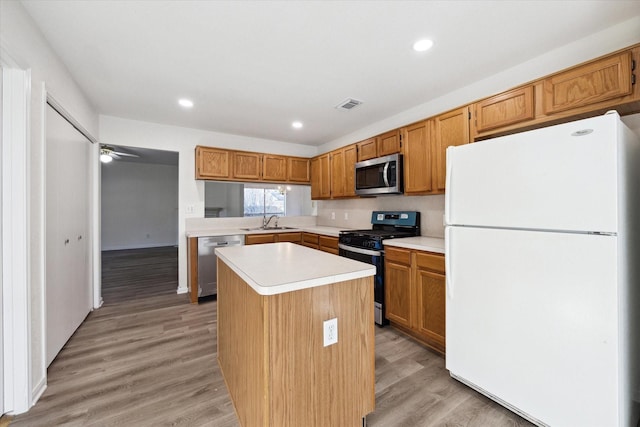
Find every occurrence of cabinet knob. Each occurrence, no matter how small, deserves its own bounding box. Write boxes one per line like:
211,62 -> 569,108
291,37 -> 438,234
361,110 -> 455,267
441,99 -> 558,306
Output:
64,238 -> 70,245
77,235 -> 83,241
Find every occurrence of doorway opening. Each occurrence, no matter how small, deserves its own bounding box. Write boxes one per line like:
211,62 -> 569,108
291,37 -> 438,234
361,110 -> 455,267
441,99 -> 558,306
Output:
100,145 -> 179,304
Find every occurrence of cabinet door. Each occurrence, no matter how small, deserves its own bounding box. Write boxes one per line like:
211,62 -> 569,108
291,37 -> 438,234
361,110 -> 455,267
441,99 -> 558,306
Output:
196,146 -> 232,179
318,154 -> 331,199
262,154 -> 287,182
245,233 -> 277,245
474,86 -> 535,133
343,144 -> 358,197
330,149 -> 345,198
384,260 -> 412,328
287,157 -> 310,183
356,138 -> 377,161
434,106 -> 470,192
543,51 -> 633,115
403,120 -> 434,194
377,129 -> 401,157
233,151 -> 262,180
415,268 -> 446,353
311,157 -> 322,200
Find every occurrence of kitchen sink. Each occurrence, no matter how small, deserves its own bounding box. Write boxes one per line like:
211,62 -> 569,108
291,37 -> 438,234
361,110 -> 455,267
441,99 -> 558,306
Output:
241,226 -> 298,231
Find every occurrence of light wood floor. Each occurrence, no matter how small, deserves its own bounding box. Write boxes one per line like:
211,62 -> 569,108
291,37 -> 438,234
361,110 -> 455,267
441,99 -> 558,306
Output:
11,246 -> 532,427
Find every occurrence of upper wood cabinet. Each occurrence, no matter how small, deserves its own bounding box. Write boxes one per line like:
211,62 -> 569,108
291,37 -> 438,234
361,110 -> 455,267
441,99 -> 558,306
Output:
329,144 -> 358,198
195,146 -> 310,184
330,148 -> 346,198
310,154 -> 331,200
343,144 -> 358,197
434,106 -> 471,192
262,154 -> 287,182
196,146 -> 232,179
402,120 -> 434,195
356,138 -> 378,162
474,86 -> 535,133
287,157 -> 310,183
543,51 -> 633,115
377,129 -> 401,157
233,151 -> 261,180
356,132 -> 401,162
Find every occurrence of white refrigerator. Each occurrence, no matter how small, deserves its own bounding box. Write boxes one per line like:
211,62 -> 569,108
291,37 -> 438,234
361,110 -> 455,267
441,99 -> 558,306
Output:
444,112 -> 640,427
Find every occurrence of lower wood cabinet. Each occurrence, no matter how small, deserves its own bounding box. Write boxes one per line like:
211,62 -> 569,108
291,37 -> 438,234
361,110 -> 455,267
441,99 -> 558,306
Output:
245,232 -> 302,245
300,232 -> 320,249
318,235 -> 339,254
384,246 -> 446,355
298,232 -> 338,254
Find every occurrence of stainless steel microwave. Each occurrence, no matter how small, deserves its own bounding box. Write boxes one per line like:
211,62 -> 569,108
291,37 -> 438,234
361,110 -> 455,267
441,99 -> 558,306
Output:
355,153 -> 404,196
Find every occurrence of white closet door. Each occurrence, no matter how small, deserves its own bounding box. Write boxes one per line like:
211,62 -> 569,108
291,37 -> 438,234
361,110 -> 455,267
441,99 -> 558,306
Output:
46,104 -> 91,367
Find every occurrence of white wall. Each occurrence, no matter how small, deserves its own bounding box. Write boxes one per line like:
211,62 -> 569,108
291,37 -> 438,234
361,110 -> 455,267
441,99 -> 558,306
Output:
316,16 -> 640,238
101,161 -> 178,250
99,115 -> 317,293
320,16 -> 640,153
0,0 -> 99,409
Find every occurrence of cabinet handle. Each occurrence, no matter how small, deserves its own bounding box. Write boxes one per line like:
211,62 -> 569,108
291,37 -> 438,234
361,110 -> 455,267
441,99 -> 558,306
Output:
77,235 -> 83,241
64,238 -> 70,245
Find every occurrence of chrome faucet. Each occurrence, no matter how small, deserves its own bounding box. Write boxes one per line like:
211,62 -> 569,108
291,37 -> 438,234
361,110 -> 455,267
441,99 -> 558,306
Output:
263,214 -> 279,228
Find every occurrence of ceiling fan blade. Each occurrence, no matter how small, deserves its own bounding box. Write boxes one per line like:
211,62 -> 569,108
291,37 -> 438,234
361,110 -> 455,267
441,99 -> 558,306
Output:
113,151 -> 139,158
111,152 -> 122,159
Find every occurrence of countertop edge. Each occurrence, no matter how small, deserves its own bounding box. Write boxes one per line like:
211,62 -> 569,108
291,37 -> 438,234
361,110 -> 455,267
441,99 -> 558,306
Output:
216,243 -> 376,295
383,237 -> 445,254
186,225 -> 346,238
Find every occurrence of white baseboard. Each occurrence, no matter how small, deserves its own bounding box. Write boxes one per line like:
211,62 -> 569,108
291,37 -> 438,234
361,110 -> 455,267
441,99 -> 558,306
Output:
31,377 -> 47,408
176,286 -> 188,294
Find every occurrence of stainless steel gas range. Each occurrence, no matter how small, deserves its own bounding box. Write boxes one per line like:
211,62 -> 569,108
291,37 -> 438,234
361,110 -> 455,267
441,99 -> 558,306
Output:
338,211 -> 420,326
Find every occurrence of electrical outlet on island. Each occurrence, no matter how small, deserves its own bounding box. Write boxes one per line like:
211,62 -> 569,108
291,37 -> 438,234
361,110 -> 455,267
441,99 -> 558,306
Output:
323,318 -> 338,347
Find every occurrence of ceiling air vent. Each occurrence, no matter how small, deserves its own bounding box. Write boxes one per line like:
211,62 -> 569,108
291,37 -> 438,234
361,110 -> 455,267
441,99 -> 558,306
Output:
335,98 -> 363,111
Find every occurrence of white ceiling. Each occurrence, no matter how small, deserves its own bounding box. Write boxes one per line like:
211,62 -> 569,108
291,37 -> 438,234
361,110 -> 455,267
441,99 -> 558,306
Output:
22,0 -> 640,146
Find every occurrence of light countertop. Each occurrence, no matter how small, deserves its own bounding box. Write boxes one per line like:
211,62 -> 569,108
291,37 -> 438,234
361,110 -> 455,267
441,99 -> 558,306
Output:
186,225 -> 346,238
216,242 -> 375,296
384,236 -> 445,254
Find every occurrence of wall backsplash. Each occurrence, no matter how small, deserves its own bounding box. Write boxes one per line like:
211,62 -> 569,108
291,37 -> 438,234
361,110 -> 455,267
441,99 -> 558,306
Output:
316,194 -> 445,238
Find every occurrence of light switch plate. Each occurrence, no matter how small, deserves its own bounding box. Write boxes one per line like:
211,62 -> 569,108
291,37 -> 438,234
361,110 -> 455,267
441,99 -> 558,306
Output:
323,318 -> 338,347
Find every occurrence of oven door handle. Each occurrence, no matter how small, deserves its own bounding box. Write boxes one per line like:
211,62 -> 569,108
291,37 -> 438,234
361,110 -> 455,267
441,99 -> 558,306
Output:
338,243 -> 382,257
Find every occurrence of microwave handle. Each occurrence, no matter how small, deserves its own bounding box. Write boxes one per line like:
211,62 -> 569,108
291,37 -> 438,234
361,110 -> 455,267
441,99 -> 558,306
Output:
382,162 -> 390,187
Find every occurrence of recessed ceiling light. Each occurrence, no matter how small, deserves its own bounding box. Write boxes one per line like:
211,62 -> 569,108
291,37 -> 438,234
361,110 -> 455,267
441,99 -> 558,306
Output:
292,121 -> 303,129
413,39 -> 434,52
178,98 -> 194,108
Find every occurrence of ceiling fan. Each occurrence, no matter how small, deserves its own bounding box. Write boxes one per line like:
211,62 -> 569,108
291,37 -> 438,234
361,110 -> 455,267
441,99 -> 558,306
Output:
100,145 -> 139,163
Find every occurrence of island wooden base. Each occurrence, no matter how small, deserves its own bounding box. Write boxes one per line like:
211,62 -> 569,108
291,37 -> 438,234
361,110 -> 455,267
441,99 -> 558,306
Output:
217,260 -> 375,427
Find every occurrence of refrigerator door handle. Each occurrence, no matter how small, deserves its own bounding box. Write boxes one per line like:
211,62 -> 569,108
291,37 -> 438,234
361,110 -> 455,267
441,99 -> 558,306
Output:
444,147 -> 453,226
445,226 -> 453,299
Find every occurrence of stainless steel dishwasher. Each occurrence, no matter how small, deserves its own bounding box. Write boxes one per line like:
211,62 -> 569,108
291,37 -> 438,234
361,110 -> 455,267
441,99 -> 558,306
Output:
198,235 -> 244,297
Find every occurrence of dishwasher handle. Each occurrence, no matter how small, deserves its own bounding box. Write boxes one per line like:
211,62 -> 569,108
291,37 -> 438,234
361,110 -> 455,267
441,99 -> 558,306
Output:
202,240 -> 242,248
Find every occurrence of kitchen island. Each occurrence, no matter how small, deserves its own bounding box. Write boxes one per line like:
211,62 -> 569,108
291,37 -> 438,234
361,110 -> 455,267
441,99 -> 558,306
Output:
215,242 -> 376,427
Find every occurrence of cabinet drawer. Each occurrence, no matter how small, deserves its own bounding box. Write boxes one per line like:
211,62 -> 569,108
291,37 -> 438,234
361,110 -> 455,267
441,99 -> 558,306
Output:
415,251 -> 445,273
245,234 -> 276,245
319,235 -> 338,250
302,232 -> 319,245
276,232 -> 301,243
385,247 -> 411,265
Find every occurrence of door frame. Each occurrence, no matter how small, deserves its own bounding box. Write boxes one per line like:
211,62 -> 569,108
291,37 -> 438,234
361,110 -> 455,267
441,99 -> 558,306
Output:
1,47 -> 32,415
